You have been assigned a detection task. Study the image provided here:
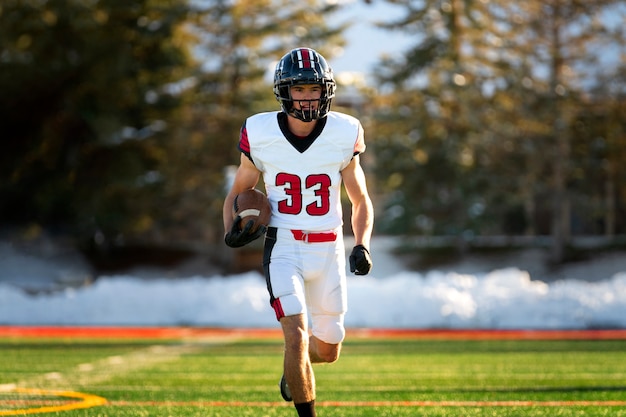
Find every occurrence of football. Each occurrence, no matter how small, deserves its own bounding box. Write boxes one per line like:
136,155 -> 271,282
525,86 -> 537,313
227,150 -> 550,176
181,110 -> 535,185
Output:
232,189 -> 271,233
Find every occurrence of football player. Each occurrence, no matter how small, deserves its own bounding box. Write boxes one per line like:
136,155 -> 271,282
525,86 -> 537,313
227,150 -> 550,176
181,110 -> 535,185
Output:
223,47 -> 374,417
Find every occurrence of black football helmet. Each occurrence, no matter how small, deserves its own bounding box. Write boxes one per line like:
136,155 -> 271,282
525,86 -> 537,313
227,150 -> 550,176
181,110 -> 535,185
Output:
273,47 -> 336,122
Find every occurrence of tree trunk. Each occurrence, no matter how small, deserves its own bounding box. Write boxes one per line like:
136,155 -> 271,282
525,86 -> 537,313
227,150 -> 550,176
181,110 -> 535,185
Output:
604,160 -> 615,237
549,2 -> 571,264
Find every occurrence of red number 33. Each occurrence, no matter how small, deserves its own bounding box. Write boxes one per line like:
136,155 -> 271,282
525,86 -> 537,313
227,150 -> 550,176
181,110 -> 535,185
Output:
276,173 -> 331,216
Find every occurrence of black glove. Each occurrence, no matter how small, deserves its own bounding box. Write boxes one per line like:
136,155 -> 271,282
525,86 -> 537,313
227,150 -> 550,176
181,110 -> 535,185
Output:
349,245 -> 372,275
224,216 -> 267,248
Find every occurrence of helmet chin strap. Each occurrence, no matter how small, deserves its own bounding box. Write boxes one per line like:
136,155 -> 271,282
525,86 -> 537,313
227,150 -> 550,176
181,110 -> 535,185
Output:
291,99 -> 320,122
292,109 -> 318,122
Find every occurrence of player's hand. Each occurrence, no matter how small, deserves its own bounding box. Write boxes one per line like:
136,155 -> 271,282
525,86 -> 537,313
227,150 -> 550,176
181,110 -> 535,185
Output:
349,245 -> 372,275
224,216 -> 267,248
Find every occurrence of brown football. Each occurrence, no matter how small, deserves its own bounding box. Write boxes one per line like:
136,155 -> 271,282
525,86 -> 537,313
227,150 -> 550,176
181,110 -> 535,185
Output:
232,189 -> 271,233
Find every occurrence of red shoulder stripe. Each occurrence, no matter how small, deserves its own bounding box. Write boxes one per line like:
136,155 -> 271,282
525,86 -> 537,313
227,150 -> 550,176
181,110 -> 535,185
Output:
238,123 -> 250,154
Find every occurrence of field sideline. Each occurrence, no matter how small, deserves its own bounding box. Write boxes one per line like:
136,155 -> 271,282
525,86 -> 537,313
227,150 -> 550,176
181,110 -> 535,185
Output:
1,326 -> 626,416
3,326 -> 626,340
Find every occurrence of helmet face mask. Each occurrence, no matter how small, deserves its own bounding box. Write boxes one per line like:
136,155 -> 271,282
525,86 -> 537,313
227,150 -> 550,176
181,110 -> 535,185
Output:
274,48 -> 336,122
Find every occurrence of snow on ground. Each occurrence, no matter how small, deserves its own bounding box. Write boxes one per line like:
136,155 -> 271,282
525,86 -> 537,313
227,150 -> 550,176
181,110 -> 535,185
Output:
1,238 -> 625,329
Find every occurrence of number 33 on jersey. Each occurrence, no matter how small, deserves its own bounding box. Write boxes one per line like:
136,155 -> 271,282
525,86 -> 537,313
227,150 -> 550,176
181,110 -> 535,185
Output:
238,111 -> 365,232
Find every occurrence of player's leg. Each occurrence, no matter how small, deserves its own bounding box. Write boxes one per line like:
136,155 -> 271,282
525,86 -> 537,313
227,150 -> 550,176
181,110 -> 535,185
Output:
264,228 -> 317,415
305,238 -> 347,364
280,313 -> 316,404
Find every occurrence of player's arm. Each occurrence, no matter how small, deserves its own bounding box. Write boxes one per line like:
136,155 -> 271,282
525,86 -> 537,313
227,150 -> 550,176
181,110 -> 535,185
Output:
342,155 -> 374,274
223,153 -> 261,237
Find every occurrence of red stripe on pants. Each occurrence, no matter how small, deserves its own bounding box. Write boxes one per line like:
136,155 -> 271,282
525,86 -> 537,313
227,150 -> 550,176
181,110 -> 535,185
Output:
271,298 -> 285,321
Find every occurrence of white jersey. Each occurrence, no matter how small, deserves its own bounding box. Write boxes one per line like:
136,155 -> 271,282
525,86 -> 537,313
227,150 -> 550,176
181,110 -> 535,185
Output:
238,111 -> 365,231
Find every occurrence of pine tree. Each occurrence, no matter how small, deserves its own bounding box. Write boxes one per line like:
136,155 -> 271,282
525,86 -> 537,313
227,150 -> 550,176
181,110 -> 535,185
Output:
372,0 -> 626,256
0,0 -> 195,245
372,0 -> 520,235
506,0 -> 626,262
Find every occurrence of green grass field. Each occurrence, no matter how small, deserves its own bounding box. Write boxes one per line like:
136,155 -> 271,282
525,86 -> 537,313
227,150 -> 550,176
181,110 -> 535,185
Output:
1,329 -> 626,416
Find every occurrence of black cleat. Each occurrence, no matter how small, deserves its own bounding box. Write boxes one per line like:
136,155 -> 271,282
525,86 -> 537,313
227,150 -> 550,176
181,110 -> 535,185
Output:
279,374 -> 292,402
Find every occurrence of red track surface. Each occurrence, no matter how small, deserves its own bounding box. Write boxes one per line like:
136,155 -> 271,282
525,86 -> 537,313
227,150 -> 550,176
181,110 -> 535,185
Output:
1,326 -> 626,340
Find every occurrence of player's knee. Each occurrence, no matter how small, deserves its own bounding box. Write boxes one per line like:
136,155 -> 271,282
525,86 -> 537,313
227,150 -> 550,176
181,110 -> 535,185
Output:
325,324 -> 346,346
312,315 -> 346,346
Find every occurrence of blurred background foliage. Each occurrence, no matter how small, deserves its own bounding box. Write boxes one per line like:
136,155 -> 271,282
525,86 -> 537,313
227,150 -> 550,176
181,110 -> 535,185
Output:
1,0 -> 625,265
